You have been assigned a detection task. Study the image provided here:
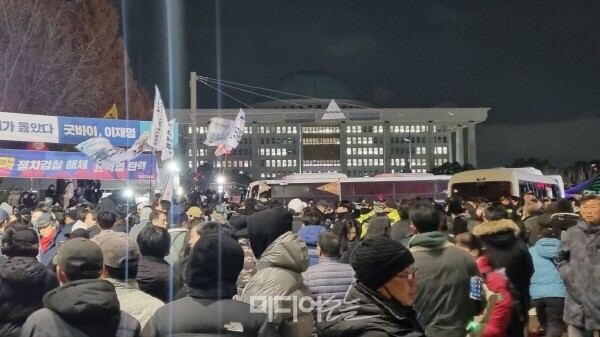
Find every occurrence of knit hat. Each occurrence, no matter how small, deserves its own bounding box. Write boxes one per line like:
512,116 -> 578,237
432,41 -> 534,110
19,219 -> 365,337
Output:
56,238 -> 103,276
351,236 -> 415,290
186,233 -> 244,294
247,206 -> 292,258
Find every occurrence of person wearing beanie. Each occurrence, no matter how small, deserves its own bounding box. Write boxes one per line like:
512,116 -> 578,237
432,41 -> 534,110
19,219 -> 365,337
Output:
407,203 -> 481,337
142,228 -> 278,337
317,235 -> 424,337
21,238 -> 141,337
0,226 -> 59,336
241,206 -> 313,337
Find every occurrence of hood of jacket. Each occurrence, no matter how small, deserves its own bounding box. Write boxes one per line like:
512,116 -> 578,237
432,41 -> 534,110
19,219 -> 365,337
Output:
533,238 -> 561,260
247,206 -> 293,258
297,225 -> 326,246
473,219 -> 520,237
408,231 -> 449,248
43,279 -> 121,332
0,256 -> 50,287
257,231 -> 309,273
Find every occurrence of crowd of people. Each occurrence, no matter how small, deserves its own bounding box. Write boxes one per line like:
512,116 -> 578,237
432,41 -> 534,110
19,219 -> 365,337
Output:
0,184 -> 599,337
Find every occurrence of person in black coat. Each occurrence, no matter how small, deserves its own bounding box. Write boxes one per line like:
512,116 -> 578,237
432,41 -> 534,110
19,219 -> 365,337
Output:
142,224 -> 279,337
318,235 -> 425,337
0,226 -> 59,337
136,225 -> 177,302
473,204 -> 535,337
21,237 -> 140,337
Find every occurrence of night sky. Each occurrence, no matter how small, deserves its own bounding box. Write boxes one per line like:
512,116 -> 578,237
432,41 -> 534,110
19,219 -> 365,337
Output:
119,0 -> 600,168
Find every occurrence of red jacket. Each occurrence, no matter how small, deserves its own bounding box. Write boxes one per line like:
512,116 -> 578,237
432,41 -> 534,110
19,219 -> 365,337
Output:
477,255 -> 512,337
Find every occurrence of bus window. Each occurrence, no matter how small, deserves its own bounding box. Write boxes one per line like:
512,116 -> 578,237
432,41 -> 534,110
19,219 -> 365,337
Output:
451,182 -> 512,201
351,182 -> 393,197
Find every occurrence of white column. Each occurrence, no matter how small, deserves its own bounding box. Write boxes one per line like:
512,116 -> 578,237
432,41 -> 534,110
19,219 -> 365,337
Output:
467,124 -> 477,167
455,127 -> 464,165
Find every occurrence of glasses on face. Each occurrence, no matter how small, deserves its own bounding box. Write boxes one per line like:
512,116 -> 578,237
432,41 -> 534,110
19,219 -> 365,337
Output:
396,268 -> 418,281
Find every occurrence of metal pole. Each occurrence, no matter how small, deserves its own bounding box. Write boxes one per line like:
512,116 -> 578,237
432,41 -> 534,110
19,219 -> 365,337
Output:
409,139 -> 412,172
298,123 -> 303,173
190,72 -> 198,178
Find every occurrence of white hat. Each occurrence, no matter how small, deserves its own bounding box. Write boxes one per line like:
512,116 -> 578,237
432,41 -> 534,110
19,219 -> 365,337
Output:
287,198 -> 307,214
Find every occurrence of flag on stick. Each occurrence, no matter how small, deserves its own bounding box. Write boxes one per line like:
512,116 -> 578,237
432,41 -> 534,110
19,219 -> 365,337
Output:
204,109 -> 246,156
148,86 -> 175,160
103,104 -> 119,119
316,181 -> 341,196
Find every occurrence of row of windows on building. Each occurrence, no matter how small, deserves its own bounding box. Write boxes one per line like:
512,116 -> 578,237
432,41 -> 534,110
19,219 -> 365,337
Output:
347,125 -> 440,134
188,126 -> 254,134
303,137 -> 341,145
302,126 -> 340,134
189,124 -> 449,135
303,160 -> 341,167
257,126 -> 298,134
212,160 -> 252,168
260,160 -> 298,168
190,145 -> 447,158
260,171 -> 296,178
260,137 -> 296,145
347,158 -> 385,167
346,158 -> 429,167
258,148 -> 296,156
390,158 -> 428,167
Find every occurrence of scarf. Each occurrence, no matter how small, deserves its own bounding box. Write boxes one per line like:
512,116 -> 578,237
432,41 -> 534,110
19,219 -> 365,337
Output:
40,227 -> 56,253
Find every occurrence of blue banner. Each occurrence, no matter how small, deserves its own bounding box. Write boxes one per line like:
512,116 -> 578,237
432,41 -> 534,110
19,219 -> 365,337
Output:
0,149 -> 156,180
59,117 -> 178,147
0,112 -> 178,146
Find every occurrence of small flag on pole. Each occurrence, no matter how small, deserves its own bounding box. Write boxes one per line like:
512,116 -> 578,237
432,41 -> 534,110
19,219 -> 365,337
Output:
103,104 -> 119,119
322,99 -> 346,120
316,181 -> 341,196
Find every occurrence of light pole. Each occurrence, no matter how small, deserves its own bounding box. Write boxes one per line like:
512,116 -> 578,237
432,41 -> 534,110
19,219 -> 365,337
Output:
404,138 -> 412,173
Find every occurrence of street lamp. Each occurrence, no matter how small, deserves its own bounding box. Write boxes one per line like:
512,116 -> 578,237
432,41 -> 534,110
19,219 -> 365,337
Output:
404,138 -> 412,173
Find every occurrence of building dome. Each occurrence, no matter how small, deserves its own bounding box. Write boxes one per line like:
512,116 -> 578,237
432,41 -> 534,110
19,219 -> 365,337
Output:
252,70 -> 368,108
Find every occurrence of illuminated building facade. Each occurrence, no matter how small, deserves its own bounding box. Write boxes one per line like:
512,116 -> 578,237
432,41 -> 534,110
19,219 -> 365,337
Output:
175,71 -> 488,179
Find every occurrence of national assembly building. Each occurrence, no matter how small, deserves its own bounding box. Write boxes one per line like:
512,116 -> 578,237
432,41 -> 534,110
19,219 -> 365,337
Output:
174,71 -> 488,179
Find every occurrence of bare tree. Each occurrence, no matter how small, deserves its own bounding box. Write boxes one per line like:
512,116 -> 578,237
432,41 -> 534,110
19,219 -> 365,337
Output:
0,0 -> 151,119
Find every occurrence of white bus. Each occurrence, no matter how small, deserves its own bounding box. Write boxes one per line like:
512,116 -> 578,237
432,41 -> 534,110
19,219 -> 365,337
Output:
448,168 -> 565,201
246,173 -> 451,202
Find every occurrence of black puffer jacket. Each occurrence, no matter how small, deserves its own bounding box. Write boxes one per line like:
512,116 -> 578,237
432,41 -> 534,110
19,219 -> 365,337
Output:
142,287 -> 279,337
317,282 -> 425,337
0,256 -> 59,337
21,279 -> 140,337
136,256 -> 177,303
